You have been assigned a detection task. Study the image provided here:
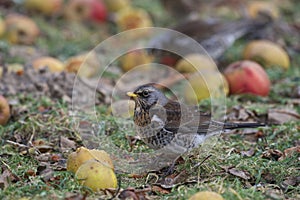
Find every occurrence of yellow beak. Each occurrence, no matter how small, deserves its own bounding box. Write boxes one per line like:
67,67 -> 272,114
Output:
126,92 -> 137,98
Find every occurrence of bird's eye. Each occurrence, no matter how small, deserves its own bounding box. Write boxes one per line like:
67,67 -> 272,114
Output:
142,90 -> 150,97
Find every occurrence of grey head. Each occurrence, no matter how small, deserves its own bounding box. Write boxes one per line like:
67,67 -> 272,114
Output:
127,84 -> 169,110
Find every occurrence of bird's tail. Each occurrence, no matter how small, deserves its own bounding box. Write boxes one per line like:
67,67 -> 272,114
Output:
223,122 -> 266,130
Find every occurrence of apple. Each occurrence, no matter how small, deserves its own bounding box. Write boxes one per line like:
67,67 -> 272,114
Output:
116,7 -> 152,31
75,160 -> 117,191
247,1 -> 279,19
224,60 -> 270,96
64,0 -> 107,23
32,57 -> 65,72
184,70 -> 229,104
0,95 -> 10,126
175,54 -> 217,73
0,17 -> 5,38
67,147 -> 114,173
120,49 -> 153,72
104,0 -> 130,12
189,191 -> 224,200
5,14 -> 40,45
24,0 -> 63,15
64,52 -> 100,77
243,40 -> 290,70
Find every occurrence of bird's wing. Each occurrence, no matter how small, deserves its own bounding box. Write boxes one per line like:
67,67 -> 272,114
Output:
149,101 -> 224,135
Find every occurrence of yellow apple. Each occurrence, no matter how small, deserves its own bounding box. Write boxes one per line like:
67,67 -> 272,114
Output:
75,159 -> 117,191
5,14 -> 40,45
247,1 -> 279,19
243,40 -> 290,69
189,191 -> 224,200
32,57 -> 65,72
116,7 -> 152,31
24,0 -> 63,15
184,70 -> 229,104
0,95 -> 10,126
120,50 -> 153,72
64,52 -> 100,78
67,147 -> 114,173
0,17 -> 6,37
175,54 -> 217,73
104,0 -> 130,12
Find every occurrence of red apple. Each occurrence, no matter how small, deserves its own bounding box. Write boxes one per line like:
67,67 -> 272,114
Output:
65,0 -> 107,23
223,60 -> 270,96
0,95 -> 10,125
90,0 -> 107,22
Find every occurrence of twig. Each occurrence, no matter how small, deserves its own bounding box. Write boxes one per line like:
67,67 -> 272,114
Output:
6,140 -> 28,148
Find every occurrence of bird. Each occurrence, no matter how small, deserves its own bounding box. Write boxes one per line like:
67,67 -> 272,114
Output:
148,13 -> 273,64
127,84 -> 265,158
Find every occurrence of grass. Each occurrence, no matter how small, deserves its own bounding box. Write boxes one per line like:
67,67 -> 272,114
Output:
1,1 -> 300,199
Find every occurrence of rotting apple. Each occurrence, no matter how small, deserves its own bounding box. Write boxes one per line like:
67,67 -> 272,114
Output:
189,191 -> 224,200
67,147 -> 114,173
0,95 -> 10,126
116,7 -> 152,31
0,16 -> 5,38
243,40 -> 290,70
32,57 -> 65,72
247,1 -> 279,19
75,159 -> 117,191
224,60 -> 270,96
64,52 -> 100,77
64,0 -> 107,23
5,14 -> 40,45
175,54 -> 217,73
120,49 -> 153,72
184,70 -> 229,104
104,0 -> 130,12
24,0 -> 63,15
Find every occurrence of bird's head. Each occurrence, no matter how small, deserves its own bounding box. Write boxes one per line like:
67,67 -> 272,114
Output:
126,84 -> 168,110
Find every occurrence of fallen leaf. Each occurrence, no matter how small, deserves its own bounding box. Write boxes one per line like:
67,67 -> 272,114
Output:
64,192 -> 86,200
262,149 -> 283,160
60,136 -> 76,151
152,185 -> 170,194
268,109 -> 300,124
278,146 -> 300,161
0,167 -> 20,189
36,162 -> 54,182
241,148 -> 255,157
228,168 -> 251,180
118,187 -> 151,200
281,176 -> 299,188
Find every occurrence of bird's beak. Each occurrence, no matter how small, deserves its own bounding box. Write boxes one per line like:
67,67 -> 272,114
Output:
126,92 -> 137,98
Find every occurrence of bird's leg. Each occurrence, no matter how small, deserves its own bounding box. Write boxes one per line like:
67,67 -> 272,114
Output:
192,154 -> 212,169
162,155 -> 183,177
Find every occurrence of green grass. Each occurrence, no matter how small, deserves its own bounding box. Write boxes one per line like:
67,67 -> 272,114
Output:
1,1 -> 300,199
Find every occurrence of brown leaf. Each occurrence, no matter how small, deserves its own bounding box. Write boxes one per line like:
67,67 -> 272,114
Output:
118,187 -> 151,200
228,168 -> 251,180
152,185 -> 171,194
36,162 -> 54,182
268,109 -> 300,124
279,146 -> 300,161
118,190 -> 139,200
0,167 -> 20,189
60,136 -> 76,151
281,176 -> 299,188
241,148 -> 255,157
262,149 -> 283,160
64,192 -> 86,200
